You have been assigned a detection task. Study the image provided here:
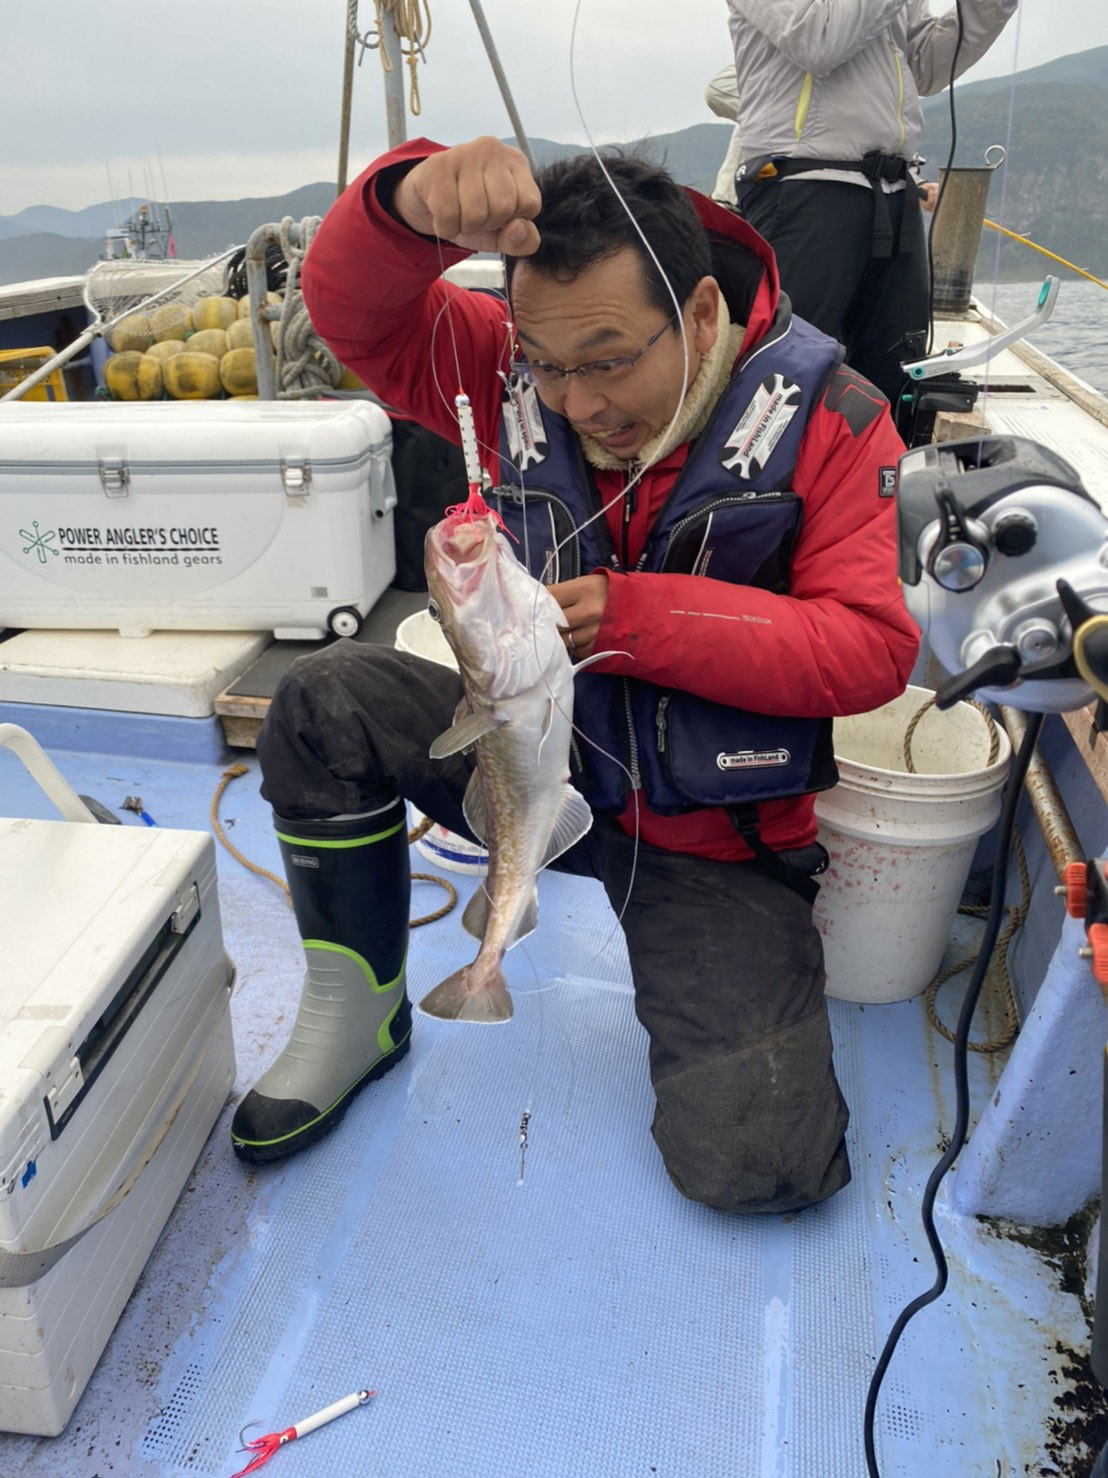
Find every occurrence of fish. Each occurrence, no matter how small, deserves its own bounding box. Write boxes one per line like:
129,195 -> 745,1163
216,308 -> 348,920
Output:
418,492 -> 593,1023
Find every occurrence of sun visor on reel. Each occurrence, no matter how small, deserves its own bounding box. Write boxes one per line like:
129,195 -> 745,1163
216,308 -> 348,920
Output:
893,435 -> 1108,713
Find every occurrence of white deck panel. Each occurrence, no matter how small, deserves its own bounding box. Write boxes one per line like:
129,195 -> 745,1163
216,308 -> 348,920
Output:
0,629 -> 271,717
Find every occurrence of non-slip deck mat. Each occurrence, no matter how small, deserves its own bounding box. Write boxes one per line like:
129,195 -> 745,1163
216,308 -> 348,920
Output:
0,744 -> 1096,1477
222,588 -> 428,700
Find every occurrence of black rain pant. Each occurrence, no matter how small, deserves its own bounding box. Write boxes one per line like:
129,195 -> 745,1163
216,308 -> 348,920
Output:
257,640 -> 851,1215
741,177 -> 929,405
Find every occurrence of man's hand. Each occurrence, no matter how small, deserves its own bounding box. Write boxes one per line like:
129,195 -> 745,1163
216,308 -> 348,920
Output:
550,574 -> 609,661
393,137 -> 542,255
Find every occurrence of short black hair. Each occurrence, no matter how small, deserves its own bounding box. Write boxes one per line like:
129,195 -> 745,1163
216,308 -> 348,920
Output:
505,150 -> 712,316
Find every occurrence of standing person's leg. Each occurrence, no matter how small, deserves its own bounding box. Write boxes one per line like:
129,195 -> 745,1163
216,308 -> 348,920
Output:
584,825 -> 850,1214
232,642 -> 476,1163
844,189 -> 930,404
740,179 -> 875,345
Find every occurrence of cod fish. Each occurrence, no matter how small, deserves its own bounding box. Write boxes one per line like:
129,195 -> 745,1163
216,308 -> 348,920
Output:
419,493 -> 593,1023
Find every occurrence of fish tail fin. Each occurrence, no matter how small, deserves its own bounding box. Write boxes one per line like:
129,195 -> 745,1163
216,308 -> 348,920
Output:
418,962 -> 513,1024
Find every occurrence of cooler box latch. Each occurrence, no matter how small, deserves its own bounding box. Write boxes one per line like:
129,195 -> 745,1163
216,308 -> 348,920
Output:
171,883 -> 200,935
281,457 -> 312,503
45,1056 -> 84,1124
98,458 -> 130,499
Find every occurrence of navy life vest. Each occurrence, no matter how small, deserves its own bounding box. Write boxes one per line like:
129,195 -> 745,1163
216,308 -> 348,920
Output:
491,305 -> 843,819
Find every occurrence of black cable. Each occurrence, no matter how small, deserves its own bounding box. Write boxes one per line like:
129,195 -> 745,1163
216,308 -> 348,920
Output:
863,709 -> 1045,1476
924,0 -> 966,356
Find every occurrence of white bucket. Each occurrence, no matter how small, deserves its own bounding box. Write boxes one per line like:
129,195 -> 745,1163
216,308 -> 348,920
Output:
395,609 -> 489,876
813,684 -> 1011,1004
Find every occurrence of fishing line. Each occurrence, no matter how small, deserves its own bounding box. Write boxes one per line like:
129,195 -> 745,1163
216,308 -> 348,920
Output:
923,0 -> 965,359
422,0 -> 720,965
975,0 -> 1026,429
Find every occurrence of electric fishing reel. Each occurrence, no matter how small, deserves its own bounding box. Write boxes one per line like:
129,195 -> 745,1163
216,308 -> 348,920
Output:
896,434 -> 1108,712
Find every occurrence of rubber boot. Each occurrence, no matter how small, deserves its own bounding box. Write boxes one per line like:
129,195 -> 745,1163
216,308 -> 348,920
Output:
231,798 -> 412,1164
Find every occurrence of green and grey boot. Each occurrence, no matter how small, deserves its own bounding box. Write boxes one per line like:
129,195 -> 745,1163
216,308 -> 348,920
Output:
231,798 -> 412,1164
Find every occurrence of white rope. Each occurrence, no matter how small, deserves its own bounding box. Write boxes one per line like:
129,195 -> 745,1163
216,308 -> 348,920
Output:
273,216 -> 343,399
370,0 -> 431,115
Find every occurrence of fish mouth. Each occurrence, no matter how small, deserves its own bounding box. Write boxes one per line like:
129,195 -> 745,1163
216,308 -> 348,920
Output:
429,517 -> 496,603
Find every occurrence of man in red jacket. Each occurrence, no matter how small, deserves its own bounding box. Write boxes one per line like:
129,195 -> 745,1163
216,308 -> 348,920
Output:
232,136 -> 919,1215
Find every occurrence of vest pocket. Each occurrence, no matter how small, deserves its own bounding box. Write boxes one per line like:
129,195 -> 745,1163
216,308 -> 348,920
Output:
491,486 -> 581,584
657,493 -> 803,588
642,684 -> 837,811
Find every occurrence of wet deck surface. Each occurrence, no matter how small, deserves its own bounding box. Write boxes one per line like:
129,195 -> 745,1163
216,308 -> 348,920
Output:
0,714 -> 1097,1477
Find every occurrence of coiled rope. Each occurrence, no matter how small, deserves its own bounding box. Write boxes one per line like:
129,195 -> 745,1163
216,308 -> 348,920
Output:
271,216 -> 344,399
902,696 -> 1026,1053
210,763 -> 456,927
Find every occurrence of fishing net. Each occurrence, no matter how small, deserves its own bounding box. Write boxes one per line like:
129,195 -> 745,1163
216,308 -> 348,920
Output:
0,248 -> 243,402
83,255 -> 235,342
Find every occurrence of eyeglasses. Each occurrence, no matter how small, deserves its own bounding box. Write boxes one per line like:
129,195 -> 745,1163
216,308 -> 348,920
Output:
513,313 -> 679,389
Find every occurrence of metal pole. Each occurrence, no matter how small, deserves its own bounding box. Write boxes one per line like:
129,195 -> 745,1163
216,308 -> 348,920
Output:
467,0 -> 534,172
245,223 -> 283,401
337,0 -> 358,196
381,9 -> 406,151
998,706 -> 1084,876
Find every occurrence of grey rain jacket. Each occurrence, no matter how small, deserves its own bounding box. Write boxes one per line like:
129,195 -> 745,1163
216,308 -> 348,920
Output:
727,0 -> 1018,172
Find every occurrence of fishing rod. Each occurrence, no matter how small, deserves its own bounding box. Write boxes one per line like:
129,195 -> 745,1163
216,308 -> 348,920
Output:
982,218 -> 1108,289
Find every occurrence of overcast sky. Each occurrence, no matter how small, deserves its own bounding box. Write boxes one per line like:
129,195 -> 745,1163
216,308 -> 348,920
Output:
1,0 -> 1104,216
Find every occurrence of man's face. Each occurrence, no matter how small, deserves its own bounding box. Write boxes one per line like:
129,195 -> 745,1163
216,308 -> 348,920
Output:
510,247 -> 720,462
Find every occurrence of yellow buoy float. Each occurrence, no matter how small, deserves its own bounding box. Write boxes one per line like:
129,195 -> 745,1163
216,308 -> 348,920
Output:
143,338 -> 187,364
227,317 -> 255,350
219,347 -> 258,397
187,328 -> 229,360
164,351 -> 222,399
104,351 -> 163,400
192,295 -> 239,332
150,302 -> 194,342
108,314 -> 153,353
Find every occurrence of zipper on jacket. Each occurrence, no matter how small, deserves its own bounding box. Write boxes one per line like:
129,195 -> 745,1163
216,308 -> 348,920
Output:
620,464 -> 640,570
655,694 -> 670,754
569,733 -> 584,777
623,680 -> 641,790
497,486 -> 582,581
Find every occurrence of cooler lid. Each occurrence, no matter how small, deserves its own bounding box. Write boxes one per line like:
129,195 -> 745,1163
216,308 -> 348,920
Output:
0,819 -> 207,1091
0,399 -> 392,474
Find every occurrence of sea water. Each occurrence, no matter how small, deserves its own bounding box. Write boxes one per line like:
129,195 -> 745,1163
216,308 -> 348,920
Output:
975,278 -> 1108,396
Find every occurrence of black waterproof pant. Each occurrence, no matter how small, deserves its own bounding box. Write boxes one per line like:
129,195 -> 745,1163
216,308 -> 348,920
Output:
741,178 -> 929,405
257,641 -> 851,1215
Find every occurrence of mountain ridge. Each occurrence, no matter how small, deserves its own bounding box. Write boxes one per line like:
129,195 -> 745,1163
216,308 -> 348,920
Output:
2,47 -> 1105,287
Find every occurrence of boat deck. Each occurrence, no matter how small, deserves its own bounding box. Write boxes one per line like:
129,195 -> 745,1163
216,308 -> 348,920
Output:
0,711 -> 1098,1478
2,292 -> 1107,1475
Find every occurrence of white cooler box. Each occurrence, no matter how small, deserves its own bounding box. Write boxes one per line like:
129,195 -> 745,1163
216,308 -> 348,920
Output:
0,749 -> 236,1434
0,399 -> 396,639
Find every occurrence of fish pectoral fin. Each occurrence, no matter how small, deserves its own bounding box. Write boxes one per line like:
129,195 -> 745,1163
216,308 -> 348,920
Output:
461,770 -> 489,843
539,785 -> 593,869
508,888 -> 539,949
461,884 -> 491,941
428,707 -> 505,759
